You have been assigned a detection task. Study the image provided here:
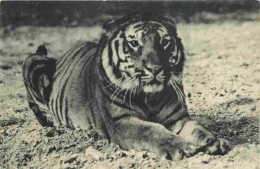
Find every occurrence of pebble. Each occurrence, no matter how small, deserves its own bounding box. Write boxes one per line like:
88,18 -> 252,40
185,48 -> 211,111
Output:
64,156 -> 77,164
85,146 -> 104,161
115,151 -> 127,158
201,155 -> 211,164
251,106 -> 256,111
242,62 -> 250,67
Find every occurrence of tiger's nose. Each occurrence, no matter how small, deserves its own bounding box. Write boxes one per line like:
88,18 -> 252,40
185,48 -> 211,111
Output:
144,64 -> 163,75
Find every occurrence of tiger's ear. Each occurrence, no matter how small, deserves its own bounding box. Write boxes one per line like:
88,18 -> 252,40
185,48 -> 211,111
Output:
163,17 -> 176,28
103,16 -> 126,32
160,16 -> 177,35
103,14 -> 134,32
103,19 -> 116,32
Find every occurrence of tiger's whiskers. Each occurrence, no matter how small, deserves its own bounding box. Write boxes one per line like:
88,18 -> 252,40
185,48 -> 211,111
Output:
168,73 -> 185,111
111,76 -> 136,104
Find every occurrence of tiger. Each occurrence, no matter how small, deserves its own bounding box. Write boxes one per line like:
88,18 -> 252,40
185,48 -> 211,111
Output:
23,14 -> 229,160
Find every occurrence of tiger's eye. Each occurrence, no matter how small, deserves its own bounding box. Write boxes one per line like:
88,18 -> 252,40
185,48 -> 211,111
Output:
129,40 -> 139,48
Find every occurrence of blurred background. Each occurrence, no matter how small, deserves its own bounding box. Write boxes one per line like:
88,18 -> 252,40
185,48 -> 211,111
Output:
0,1 -> 259,27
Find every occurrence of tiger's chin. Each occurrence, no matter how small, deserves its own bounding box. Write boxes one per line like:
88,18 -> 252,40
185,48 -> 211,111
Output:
143,84 -> 164,93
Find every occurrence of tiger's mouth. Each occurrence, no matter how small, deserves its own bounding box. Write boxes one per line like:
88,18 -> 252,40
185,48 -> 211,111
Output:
143,84 -> 164,93
139,72 -> 166,93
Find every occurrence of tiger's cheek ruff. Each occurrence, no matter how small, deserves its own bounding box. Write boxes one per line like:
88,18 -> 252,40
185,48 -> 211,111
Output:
102,46 -> 124,88
111,31 -> 128,64
101,32 -> 137,91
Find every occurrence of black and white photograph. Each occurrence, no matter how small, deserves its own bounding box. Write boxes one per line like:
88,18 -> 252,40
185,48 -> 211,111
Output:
0,1 -> 259,168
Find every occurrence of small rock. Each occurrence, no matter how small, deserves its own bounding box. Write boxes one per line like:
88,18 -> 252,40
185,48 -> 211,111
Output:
129,163 -> 135,168
64,156 -> 77,164
201,155 -> 211,164
85,146 -> 104,161
251,106 -> 256,111
119,151 -> 127,158
227,158 -> 234,162
198,152 -> 205,156
142,152 -> 149,159
242,62 -> 249,67
187,93 -> 192,98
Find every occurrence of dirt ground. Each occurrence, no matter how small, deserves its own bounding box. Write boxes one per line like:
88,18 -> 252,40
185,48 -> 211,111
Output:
0,18 -> 259,168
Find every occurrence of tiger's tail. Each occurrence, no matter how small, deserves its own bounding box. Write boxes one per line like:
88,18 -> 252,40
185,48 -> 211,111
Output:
23,45 -> 56,126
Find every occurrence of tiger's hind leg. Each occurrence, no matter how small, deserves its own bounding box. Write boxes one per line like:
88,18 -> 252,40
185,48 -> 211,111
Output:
23,45 -> 56,127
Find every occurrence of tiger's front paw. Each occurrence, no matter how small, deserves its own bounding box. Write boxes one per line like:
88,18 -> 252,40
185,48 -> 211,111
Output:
202,137 -> 230,155
157,138 -> 199,161
177,120 -> 230,155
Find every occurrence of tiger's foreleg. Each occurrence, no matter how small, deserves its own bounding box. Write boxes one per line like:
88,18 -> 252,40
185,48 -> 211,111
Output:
23,45 -> 56,127
111,116 -> 199,161
169,117 -> 230,155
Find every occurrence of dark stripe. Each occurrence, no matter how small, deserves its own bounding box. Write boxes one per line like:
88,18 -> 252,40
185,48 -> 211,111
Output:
108,32 -> 119,66
59,76 -> 69,123
50,97 -> 58,124
56,43 -> 87,76
89,101 -> 96,127
161,103 -> 183,124
115,40 -> 120,61
127,65 -> 134,68
112,114 -> 131,122
64,97 -> 70,127
57,42 -> 86,69
133,24 -> 143,29
123,38 -> 129,53
108,39 -> 113,66
56,45 -> 80,70
134,28 -> 144,33
128,35 -> 135,39
55,90 -> 61,124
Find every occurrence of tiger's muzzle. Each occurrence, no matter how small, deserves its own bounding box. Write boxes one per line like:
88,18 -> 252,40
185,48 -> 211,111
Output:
136,65 -> 166,93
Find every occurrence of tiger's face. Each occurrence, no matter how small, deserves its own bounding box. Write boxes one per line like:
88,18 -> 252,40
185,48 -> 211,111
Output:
101,16 -> 184,94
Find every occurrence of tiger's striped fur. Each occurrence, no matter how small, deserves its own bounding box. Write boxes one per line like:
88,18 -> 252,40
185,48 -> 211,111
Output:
23,14 -> 229,160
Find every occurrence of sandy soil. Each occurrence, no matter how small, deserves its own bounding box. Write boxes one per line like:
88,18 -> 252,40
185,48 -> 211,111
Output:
0,20 -> 259,168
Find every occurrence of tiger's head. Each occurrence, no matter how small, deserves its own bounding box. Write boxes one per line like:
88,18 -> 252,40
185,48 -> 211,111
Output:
100,14 -> 184,94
